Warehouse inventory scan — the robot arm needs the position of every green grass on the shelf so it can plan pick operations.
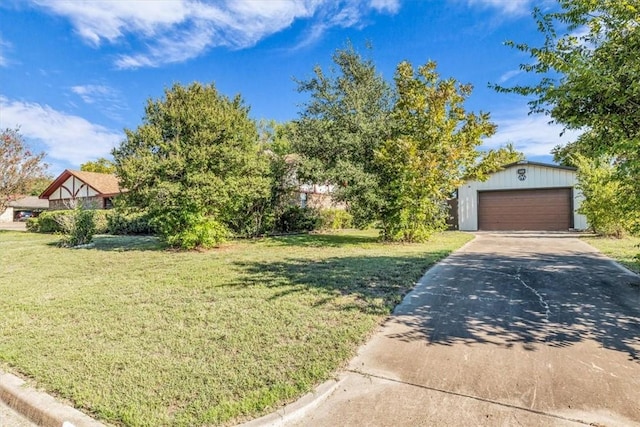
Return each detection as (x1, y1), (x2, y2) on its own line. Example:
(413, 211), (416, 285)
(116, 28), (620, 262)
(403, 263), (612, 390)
(0, 229), (472, 426)
(582, 235), (640, 273)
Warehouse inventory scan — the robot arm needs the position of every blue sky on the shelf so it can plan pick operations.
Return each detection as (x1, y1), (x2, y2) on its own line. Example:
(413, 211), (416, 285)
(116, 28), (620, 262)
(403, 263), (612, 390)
(0, 0), (580, 175)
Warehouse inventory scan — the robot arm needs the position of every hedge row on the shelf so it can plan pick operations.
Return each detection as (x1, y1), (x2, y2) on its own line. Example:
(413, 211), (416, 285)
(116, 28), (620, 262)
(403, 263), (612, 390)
(27, 209), (154, 235)
(27, 207), (353, 236)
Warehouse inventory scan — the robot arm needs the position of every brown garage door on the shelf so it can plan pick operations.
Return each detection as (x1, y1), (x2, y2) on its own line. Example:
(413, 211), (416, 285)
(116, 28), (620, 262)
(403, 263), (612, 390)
(478, 188), (572, 231)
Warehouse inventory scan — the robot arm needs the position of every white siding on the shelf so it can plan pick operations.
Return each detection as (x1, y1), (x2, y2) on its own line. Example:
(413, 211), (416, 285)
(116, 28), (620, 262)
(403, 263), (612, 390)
(0, 207), (14, 222)
(458, 163), (588, 231)
(48, 176), (99, 200)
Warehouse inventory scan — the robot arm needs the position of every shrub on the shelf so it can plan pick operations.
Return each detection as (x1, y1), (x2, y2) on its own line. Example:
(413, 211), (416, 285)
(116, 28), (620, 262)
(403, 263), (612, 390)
(32, 210), (73, 233)
(318, 209), (353, 230)
(27, 209), (109, 234)
(25, 217), (39, 232)
(107, 210), (155, 235)
(164, 216), (229, 250)
(276, 206), (320, 233)
(58, 207), (96, 247)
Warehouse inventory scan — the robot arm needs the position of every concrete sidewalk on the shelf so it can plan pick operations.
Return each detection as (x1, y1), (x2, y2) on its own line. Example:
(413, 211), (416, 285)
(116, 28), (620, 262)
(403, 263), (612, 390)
(246, 233), (640, 426)
(0, 371), (104, 427)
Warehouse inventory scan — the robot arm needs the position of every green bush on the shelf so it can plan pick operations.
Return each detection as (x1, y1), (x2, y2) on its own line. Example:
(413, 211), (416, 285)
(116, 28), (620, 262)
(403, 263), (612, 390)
(59, 208), (96, 247)
(25, 217), (40, 232)
(276, 206), (320, 233)
(107, 210), (155, 235)
(31, 210), (73, 233)
(27, 209), (109, 234)
(318, 209), (353, 230)
(164, 217), (229, 250)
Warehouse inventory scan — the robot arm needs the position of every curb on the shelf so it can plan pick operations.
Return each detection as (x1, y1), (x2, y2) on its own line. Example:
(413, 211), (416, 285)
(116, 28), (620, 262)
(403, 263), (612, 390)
(0, 371), (105, 427)
(239, 375), (345, 427)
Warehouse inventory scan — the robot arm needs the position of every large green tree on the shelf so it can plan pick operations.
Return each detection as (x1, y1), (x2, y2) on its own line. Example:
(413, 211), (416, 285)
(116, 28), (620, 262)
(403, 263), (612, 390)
(80, 157), (116, 174)
(292, 46), (500, 241)
(497, 0), (640, 231)
(291, 44), (393, 226)
(113, 83), (271, 248)
(376, 61), (496, 241)
(0, 128), (48, 213)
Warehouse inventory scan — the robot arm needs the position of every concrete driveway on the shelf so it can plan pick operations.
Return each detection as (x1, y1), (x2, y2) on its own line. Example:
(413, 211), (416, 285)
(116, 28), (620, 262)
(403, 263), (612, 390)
(273, 233), (640, 426)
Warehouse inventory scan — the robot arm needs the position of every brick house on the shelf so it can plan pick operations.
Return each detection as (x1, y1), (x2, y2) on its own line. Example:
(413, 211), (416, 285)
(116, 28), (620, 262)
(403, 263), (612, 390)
(39, 170), (122, 210)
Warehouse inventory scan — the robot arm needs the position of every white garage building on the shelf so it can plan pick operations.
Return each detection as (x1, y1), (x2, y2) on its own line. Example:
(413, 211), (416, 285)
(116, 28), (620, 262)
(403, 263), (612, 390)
(458, 160), (588, 231)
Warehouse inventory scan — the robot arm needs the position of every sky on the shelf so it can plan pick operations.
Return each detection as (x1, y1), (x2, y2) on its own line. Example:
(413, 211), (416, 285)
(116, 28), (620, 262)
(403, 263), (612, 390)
(0, 0), (582, 176)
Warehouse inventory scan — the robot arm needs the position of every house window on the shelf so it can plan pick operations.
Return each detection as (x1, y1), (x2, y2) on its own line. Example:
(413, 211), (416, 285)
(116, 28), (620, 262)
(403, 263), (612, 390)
(103, 197), (114, 209)
(300, 192), (307, 209)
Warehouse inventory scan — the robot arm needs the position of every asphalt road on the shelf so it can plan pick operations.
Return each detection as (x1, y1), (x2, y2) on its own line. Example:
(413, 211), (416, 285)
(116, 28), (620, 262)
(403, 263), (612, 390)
(284, 233), (640, 426)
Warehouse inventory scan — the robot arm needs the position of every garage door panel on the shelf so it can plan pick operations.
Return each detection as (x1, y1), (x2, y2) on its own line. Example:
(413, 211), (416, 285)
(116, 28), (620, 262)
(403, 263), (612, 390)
(478, 188), (571, 231)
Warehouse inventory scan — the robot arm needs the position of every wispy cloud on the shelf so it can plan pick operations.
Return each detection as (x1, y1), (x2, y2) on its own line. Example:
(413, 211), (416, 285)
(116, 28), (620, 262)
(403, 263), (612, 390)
(30, 0), (401, 69)
(463, 0), (534, 16)
(70, 84), (128, 121)
(0, 96), (122, 168)
(498, 69), (523, 84)
(0, 36), (11, 67)
(483, 109), (583, 157)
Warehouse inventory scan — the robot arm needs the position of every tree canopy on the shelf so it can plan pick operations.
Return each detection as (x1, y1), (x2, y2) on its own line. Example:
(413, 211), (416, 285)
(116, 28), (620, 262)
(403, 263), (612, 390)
(113, 82), (271, 248)
(80, 157), (116, 174)
(292, 45), (504, 241)
(0, 128), (48, 213)
(496, 0), (640, 232)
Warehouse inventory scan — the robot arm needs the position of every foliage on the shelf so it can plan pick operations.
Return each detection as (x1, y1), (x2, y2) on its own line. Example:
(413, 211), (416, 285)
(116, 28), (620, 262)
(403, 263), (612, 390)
(258, 120), (300, 234)
(28, 209), (109, 234)
(113, 82), (271, 248)
(24, 176), (53, 196)
(163, 215), (229, 250)
(376, 61), (496, 242)
(80, 157), (116, 174)
(292, 45), (497, 242)
(275, 205), (320, 233)
(0, 128), (48, 213)
(56, 204), (97, 247)
(318, 209), (353, 230)
(497, 0), (640, 237)
(106, 209), (155, 235)
(291, 44), (393, 228)
(464, 143), (524, 181)
(573, 154), (638, 237)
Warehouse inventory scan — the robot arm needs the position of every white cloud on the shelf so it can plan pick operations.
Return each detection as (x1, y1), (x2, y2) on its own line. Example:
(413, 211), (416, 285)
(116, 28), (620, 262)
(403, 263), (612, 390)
(463, 0), (533, 16)
(0, 96), (122, 167)
(30, 0), (400, 69)
(0, 37), (11, 67)
(498, 69), (523, 84)
(70, 84), (128, 121)
(483, 110), (583, 157)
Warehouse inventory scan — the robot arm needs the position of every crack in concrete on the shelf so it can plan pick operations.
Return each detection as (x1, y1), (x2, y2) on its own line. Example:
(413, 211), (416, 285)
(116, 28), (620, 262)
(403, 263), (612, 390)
(515, 266), (551, 321)
(347, 369), (590, 426)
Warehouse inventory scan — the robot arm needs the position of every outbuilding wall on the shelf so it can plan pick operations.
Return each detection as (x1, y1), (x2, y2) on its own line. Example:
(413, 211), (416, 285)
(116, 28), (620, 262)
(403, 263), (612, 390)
(458, 163), (588, 231)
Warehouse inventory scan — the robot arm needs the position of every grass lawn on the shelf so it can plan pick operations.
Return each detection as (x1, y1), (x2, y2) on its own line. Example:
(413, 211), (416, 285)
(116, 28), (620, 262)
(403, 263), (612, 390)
(582, 235), (640, 274)
(0, 229), (472, 426)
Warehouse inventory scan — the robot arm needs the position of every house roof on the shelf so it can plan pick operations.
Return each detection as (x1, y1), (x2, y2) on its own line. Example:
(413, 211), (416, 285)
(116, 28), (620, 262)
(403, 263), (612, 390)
(9, 196), (50, 209)
(501, 160), (577, 172)
(39, 169), (122, 199)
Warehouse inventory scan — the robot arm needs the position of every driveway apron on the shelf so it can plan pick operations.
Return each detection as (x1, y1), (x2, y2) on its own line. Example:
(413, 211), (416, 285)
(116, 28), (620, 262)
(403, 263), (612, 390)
(288, 233), (640, 426)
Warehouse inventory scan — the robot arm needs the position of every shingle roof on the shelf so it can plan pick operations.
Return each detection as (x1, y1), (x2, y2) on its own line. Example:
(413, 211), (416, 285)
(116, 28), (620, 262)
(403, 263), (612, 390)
(9, 196), (50, 209)
(40, 170), (122, 199)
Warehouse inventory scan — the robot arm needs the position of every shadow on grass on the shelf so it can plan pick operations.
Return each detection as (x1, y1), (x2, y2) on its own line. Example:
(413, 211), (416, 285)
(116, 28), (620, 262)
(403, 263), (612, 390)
(233, 246), (640, 362)
(43, 234), (166, 252)
(231, 250), (453, 315)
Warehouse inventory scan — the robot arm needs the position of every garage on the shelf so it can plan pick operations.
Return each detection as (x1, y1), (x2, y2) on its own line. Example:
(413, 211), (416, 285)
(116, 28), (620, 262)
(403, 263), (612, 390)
(478, 188), (572, 231)
(457, 161), (588, 231)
